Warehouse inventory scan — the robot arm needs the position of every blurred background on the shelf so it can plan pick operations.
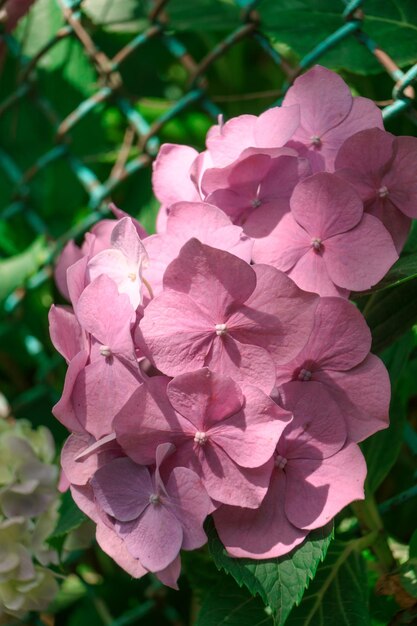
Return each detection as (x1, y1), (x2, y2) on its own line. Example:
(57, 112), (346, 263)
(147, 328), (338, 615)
(1, 1), (417, 624)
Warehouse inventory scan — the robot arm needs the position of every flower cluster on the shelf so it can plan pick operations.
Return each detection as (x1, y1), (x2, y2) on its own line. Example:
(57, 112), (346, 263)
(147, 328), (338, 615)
(50, 65), (414, 587)
(0, 418), (59, 619)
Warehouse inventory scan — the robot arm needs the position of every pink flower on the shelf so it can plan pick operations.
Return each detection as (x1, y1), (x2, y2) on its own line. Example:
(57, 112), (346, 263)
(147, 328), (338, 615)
(335, 127), (417, 252)
(114, 368), (291, 508)
(62, 436), (182, 588)
(282, 65), (383, 171)
(213, 384), (366, 559)
(53, 275), (141, 439)
(253, 172), (398, 297)
(144, 202), (253, 296)
(205, 106), (300, 168)
(87, 217), (148, 310)
(137, 239), (317, 392)
(201, 150), (309, 238)
(91, 443), (211, 573)
(275, 297), (390, 442)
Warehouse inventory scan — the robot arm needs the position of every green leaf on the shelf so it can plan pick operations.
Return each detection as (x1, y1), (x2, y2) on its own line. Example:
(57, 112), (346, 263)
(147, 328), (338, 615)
(364, 278), (417, 354)
(259, 0), (417, 75)
(0, 237), (48, 304)
(361, 332), (417, 493)
(410, 530), (417, 560)
(208, 520), (333, 624)
(196, 573), (273, 626)
(49, 490), (87, 542)
(286, 541), (370, 625)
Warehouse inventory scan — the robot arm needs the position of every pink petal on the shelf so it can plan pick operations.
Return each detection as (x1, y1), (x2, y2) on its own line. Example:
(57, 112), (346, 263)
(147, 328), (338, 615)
(67, 256), (89, 307)
(314, 354), (390, 443)
(202, 153), (271, 197)
(76, 274), (135, 353)
(325, 214), (398, 291)
(283, 66), (353, 138)
(322, 97), (383, 170)
(54, 241), (82, 301)
(335, 128), (395, 180)
(109, 203), (148, 240)
(387, 135), (417, 218)
(298, 297), (371, 370)
(230, 264), (318, 364)
(285, 443), (366, 530)
(252, 213), (311, 271)
(92, 458), (153, 522)
(110, 217), (148, 268)
(366, 197), (411, 254)
(279, 382), (347, 459)
(206, 114), (257, 167)
(61, 433), (99, 486)
(117, 502), (183, 572)
(212, 385), (291, 468)
(49, 305), (85, 363)
(205, 334), (276, 394)
(163, 239), (256, 318)
(154, 556), (181, 590)
(291, 172), (363, 238)
(254, 104), (300, 147)
(96, 522), (147, 579)
(52, 350), (88, 433)
(136, 290), (214, 376)
(73, 357), (140, 439)
(152, 143), (200, 206)
(288, 246), (350, 297)
(167, 368), (244, 429)
(166, 466), (211, 550)
(199, 442), (271, 508)
(114, 377), (189, 465)
(214, 470), (307, 558)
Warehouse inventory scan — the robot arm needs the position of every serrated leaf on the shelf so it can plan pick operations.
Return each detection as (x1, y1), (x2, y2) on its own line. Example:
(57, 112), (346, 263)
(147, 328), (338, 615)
(0, 237), (48, 304)
(49, 490), (87, 541)
(260, 0), (417, 75)
(196, 573), (273, 626)
(286, 541), (370, 626)
(208, 520), (333, 624)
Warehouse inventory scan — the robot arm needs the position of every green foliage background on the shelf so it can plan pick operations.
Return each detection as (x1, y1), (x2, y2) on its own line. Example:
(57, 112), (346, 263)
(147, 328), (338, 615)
(1, 1), (417, 624)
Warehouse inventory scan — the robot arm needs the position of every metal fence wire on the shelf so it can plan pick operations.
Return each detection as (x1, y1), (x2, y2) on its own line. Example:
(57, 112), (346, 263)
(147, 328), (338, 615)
(1, 0), (417, 301)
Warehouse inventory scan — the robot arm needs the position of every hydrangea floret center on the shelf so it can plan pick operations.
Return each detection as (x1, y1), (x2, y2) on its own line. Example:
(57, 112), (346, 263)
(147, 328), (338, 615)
(215, 323), (228, 336)
(194, 431), (208, 446)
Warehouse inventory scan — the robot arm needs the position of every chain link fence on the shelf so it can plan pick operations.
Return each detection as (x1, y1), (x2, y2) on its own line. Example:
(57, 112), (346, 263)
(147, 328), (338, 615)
(1, 0), (417, 292)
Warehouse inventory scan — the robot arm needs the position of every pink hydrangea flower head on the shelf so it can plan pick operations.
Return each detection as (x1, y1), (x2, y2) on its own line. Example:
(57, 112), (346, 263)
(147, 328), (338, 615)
(114, 368), (292, 508)
(282, 65), (383, 171)
(253, 172), (398, 297)
(275, 297), (390, 442)
(201, 150), (309, 238)
(335, 127), (417, 252)
(213, 383), (366, 558)
(206, 106), (300, 168)
(136, 239), (317, 392)
(144, 202), (253, 296)
(91, 443), (211, 572)
(87, 217), (148, 310)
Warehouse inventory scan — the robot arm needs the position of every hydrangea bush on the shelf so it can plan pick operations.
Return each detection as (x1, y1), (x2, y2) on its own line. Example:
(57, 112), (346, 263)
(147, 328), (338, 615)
(49, 66), (417, 603)
(0, 418), (59, 620)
